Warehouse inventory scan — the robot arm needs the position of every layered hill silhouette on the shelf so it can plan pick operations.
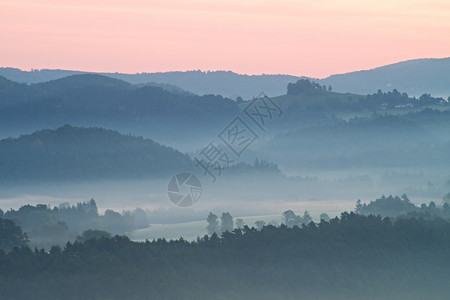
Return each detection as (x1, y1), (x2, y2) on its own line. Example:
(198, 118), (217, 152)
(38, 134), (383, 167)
(265, 115), (450, 169)
(1, 57), (449, 98)
(0, 74), (239, 144)
(0, 68), (300, 99)
(1, 72), (448, 147)
(0, 125), (193, 181)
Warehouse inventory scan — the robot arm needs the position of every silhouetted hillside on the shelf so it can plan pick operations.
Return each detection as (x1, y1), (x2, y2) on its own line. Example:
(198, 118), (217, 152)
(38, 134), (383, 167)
(267, 115), (442, 169)
(0, 68), (301, 98)
(0, 74), (239, 144)
(0, 125), (193, 181)
(34, 74), (135, 92)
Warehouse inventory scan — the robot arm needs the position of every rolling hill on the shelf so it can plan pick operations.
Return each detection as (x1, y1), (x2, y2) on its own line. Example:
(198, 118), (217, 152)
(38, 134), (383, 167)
(265, 115), (446, 169)
(0, 68), (301, 99)
(0, 125), (193, 181)
(0, 74), (239, 145)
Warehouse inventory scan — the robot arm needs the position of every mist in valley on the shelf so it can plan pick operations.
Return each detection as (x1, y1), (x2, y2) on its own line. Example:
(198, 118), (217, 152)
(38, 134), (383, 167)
(1, 2), (450, 296)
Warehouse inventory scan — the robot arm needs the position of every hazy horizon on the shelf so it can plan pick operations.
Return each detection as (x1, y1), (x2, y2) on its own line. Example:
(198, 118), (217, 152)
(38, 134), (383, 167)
(1, 1), (450, 298)
(2, 0), (449, 78)
(1, 56), (449, 79)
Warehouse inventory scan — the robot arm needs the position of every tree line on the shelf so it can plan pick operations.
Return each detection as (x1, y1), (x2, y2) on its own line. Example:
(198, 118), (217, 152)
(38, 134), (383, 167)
(286, 79), (448, 110)
(0, 199), (148, 249)
(2, 211), (450, 299)
(355, 193), (450, 219)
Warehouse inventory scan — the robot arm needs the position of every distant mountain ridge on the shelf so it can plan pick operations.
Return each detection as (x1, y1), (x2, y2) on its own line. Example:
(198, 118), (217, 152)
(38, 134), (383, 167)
(1, 57), (449, 98)
(0, 68), (301, 99)
(320, 58), (450, 98)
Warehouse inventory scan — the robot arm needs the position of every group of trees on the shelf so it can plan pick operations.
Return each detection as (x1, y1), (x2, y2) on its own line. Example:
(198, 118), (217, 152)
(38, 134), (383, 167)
(282, 209), (314, 227)
(418, 93), (448, 106)
(206, 212), (272, 234)
(206, 194), (450, 241)
(287, 79), (331, 96)
(227, 159), (281, 175)
(206, 212), (235, 235)
(285, 79), (448, 112)
(3, 212), (450, 299)
(0, 217), (28, 252)
(365, 89), (447, 109)
(365, 89), (410, 108)
(206, 210), (332, 235)
(1, 200), (149, 249)
(355, 194), (450, 219)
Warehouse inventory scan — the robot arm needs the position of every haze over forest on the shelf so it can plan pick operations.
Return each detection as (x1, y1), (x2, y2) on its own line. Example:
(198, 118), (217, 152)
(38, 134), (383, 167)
(1, 58), (450, 226)
(1, 0), (450, 298)
(2, 57), (450, 299)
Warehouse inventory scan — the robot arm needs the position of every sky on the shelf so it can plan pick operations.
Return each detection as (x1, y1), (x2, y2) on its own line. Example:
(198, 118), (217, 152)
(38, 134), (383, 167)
(0, 0), (449, 78)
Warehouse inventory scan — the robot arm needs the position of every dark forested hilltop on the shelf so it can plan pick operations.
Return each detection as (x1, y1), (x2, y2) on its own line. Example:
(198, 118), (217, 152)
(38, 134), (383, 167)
(0, 125), (193, 181)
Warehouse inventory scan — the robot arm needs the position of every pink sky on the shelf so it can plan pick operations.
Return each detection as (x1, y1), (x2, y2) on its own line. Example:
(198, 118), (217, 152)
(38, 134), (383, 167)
(1, 0), (449, 78)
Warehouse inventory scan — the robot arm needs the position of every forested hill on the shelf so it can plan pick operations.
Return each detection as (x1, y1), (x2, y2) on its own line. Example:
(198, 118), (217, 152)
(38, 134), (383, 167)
(0, 74), (238, 113)
(0, 74), (239, 142)
(0, 125), (193, 181)
(267, 115), (439, 168)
